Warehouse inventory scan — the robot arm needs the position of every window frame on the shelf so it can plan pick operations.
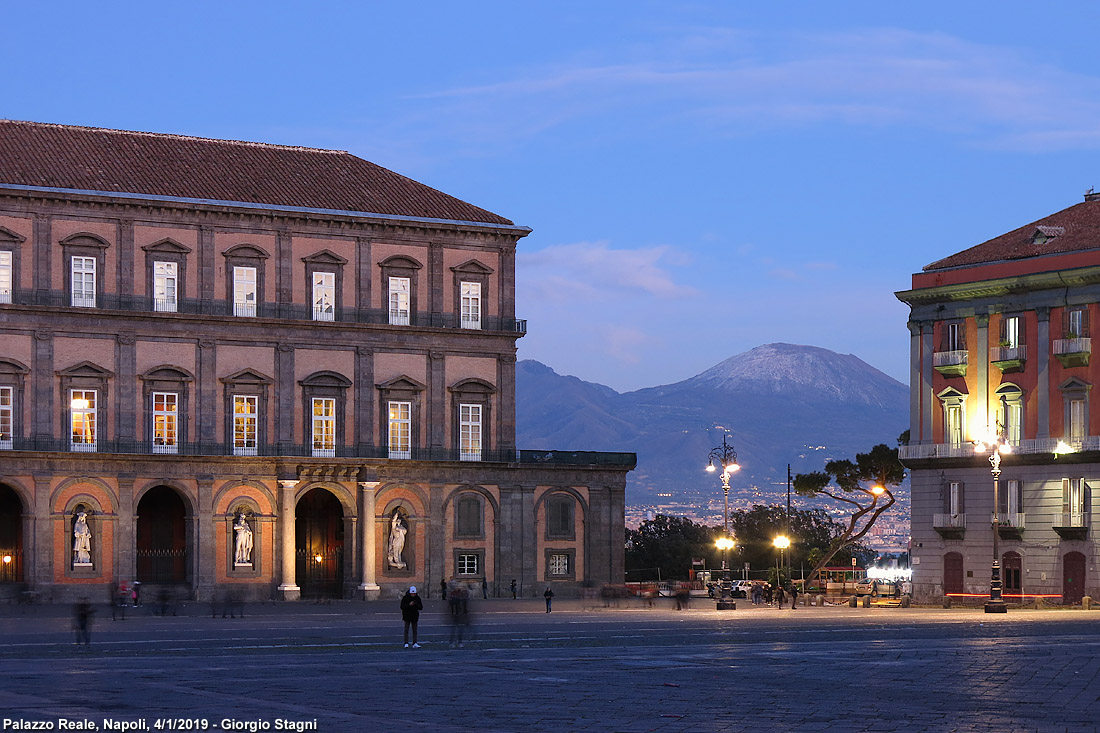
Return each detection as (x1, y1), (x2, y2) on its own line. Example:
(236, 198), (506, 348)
(140, 366), (193, 454)
(379, 255), (422, 326)
(0, 358), (28, 450)
(233, 394), (260, 456)
(59, 362), (112, 454)
(451, 259), (492, 330)
(300, 371), (350, 458)
(0, 250), (12, 304)
(303, 250), (347, 322)
(61, 233), (109, 309)
(221, 369), (272, 456)
(0, 226), (25, 305)
(142, 238), (190, 314)
(69, 388), (98, 452)
(460, 281), (482, 330)
(311, 396), (337, 457)
(151, 391), (180, 454)
(454, 494), (484, 539)
(545, 549), (576, 581)
(454, 549), (484, 577)
(223, 244), (269, 317)
(545, 493), (576, 541)
(377, 375), (426, 460)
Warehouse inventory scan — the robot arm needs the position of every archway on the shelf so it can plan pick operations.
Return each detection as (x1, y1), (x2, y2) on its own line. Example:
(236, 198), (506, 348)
(296, 488), (344, 599)
(943, 552), (964, 595)
(136, 486), (189, 584)
(0, 484), (24, 584)
(1063, 551), (1086, 605)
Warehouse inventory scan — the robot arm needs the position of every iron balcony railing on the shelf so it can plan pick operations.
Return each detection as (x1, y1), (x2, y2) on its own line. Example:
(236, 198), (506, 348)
(999, 512), (1026, 529)
(0, 437), (637, 467)
(933, 349), (968, 367)
(989, 345), (1026, 362)
(900, 436), (1100, 460)
(933, 513), (966, 529)
(1055, 512), (1090, 529)
(1054, 337), (1092, 355)
(3, 289), (528, 333)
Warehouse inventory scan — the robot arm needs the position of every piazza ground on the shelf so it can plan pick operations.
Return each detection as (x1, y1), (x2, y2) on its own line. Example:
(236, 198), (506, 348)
(1, 598), (1098, 732)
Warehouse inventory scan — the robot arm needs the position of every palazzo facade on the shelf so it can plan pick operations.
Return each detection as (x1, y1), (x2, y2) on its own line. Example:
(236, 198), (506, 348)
(0, 120), (634, 602)
(897, 193), (1100, 604)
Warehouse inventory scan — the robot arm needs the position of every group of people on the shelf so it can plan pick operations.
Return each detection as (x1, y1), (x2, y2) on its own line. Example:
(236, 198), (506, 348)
(749, 581), (800, 608)
(399, 582), (558, 648)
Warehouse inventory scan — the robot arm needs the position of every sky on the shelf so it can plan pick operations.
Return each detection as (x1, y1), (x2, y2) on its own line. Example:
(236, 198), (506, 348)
(7, 2), (1100, 391)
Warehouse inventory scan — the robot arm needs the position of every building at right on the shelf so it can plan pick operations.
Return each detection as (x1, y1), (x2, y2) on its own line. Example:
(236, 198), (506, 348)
(897, 193), (1100, 605)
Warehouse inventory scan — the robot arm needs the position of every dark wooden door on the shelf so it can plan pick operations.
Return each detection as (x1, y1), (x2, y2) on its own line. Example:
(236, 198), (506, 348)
(943, 552), (964, 595)
(1063, 551), (1086, 605)
(1002, 551), (1022, 595)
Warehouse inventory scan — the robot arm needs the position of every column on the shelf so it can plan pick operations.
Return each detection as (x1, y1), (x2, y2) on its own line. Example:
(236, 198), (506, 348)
(32, 473), (53, 589)
(1036, 306), (1051, 439)
(907, 321), (922, 445)
(358, 482), (380, 599)
(277, 480), (300, 600)
(977, 313), (990, 434)
(116, 474), (136, 583)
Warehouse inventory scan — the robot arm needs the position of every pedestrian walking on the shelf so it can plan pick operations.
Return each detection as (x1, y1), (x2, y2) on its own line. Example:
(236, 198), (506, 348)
(482, 578), (488, 599)
(73, 598), (93, 645)
(510, 579), (517, 599)
(790, 583), (799, 609)
(544, 586), (554, 613)
(401, 585), (424, 648)
(440, 578), (447, 600)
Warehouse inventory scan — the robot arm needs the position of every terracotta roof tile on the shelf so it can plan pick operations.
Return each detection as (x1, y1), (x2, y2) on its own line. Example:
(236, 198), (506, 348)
(0, 120), (515, 227)
(924, 197), (1100, 271)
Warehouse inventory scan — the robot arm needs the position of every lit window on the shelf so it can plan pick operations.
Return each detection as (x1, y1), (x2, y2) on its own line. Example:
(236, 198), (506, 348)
(460, 403), (482, 461)
(1003, 316), (1020, 349)
(1005, 479), (1021, 517)
(1069, 398), (1087, 441)
(388, 277), (410, 325)
(312, 397), (336, 457)
(549, 553), (570, 576)
(945, 404), (963, 447)
(154, 261), (178, 313)
(152, 392), (178, 454)
(1068, 477), (1086, 523)
(388, 400), (411, 459)
(460, 281), (481, 330)
(71, 257), (96, 308)
(312, 271), (335, 321)
(0, 385), (11, 449)
(0, 251), (11, 304)
(233, 266), (257, 317)
(948, 481), (962, 516)
(70, 390), (97, 451)
(1068, 308), (1085, 338)
(233, 395), (258, 456)
(946, 322), (963, 351)
(457, 553), (479, 575)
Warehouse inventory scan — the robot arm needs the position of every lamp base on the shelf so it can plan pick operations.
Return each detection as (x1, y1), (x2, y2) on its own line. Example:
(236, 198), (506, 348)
(716, 600), (737, 611)
(984, 600), (1008, 614)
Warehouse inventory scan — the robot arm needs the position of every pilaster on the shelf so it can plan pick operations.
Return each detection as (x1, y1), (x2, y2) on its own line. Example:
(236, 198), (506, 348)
(976, 313), (990, 435)
(358, 481), (380, 599)
(276, 229), (292, 304)
(116, 333), (137, 441)
(199, 226), (215, 300)
(32, 330), (53, 443)
(117, 218), (134, 298)
(497, 354), (517, 450)
(197, 339), (216, 443)
(116, 474), (136, 583)
(195, 475), (216, 600)
(276, 344), (295, 446)
(429, 241), (443, 323)
(499, 243), (516, 321)
(428, 483), (444, 597)
(429, 351), (445, 451)
(920, 322), (934, 443)
(32, 473), (53, 588)
(33, 214), (50, 293)
(1036, 306), (1051, 439)
(355, 346), (374, 451)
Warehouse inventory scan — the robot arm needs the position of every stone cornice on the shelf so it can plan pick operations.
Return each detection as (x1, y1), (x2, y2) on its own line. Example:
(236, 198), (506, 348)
(896, 265), (1100, 306)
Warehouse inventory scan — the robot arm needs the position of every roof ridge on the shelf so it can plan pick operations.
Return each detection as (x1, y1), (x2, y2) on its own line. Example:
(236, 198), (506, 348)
(0, 119), (348, 155)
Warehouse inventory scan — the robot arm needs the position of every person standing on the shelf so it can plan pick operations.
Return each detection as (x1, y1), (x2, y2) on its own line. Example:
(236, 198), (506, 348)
(482, 578), (488, 600)
(73, 598), (93, 645)
(401, 586), (424, 648)
(543, 586), (554, 613)
(790, 583), (799, 609)
(510, 579), (517, 599)
(440, 578), (447, 600)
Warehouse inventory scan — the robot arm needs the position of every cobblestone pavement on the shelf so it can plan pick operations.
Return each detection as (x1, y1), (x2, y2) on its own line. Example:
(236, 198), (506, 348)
(1, 599), (1099, 732)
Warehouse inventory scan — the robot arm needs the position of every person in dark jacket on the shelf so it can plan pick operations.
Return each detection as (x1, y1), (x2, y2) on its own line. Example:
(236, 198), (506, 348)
(401, 586), (424, 648)
(544, 586), (554, 613)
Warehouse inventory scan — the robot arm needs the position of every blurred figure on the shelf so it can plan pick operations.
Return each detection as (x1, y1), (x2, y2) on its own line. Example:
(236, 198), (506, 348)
(482, 578), (488, 600)
(544, 586), (554, 613)
(510, 579), (517, 599)
(112, 583), (128, 621)
(449, 586), (471, 647)
(73, 597), (93, 645)
(157, 588), (174, 616)
(674, 586), (691, 610)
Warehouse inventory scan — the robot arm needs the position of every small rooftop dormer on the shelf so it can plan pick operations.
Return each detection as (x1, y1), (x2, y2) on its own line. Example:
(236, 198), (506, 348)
(1031, 225), (1065, 245)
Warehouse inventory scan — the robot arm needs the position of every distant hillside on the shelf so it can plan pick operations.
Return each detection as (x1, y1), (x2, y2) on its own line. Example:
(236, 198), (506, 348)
(516, 343), (908, 503)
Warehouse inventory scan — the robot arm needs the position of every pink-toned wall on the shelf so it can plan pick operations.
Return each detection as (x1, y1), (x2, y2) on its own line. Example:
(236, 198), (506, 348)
(135, 226), (199, 298)
(51, 219), (117, 293)
(0, 215), (33, 289)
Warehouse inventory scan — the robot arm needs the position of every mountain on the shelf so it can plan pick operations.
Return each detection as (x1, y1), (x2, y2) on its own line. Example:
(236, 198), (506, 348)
(516, 343), (908, 503)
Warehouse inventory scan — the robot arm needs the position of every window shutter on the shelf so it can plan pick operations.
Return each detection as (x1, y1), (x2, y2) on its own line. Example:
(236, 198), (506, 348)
(999, 316), (1007, 343)
(997, 480), (1008, 514)
(1084, 308), (1091, 338)
(1063, 309), (1070, 337)
(1018, 316), (1025, 345)
(958, 482), (965, 514)
(940, 481), (947, 513)
(1062, 478), (1071, 515)
(1085, 480), (1092, 514)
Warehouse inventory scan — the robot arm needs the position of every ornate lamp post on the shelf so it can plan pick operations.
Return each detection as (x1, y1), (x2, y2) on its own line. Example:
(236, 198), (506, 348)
(773, 535), (790, 599)
(707, 435), (740, 610)
(975, 424), (1010, 614)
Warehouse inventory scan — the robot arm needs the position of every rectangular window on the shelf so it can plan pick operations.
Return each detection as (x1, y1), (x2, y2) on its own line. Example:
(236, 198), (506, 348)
(1069, 477), (1086, 523)
(460, 281), (481, 330)
(151, 392), (178, 454)
(945, 404), (963, 447)
(1003, 316), (1020, 348)
(948, 481), (962, 516)
(1068, 308), (1085, 338)
(70, 389), (97, 451)
(388, 400), (411, 459)
(312, 271), (335, 321)
(548, 497), (574, 537)
(312, 397), (336, 457)
(459, 403), (482, 461)
(0, 385), (12, 449)
(549, 553), (570, 576)
(233, 395), (258, 456)
(1005, 479), (1021, 516)
(1069, 398), (1087, 441)
(153, 261), (178, 312)
(71, 256), (96, 308)
(1004, 401), (1021, 446)
(388, 277), (410, 325)
(457, 553), (479, 576)
(946, 322), (963, 351)
(233, 266), (257, 317)
(0, 250), (11, 304)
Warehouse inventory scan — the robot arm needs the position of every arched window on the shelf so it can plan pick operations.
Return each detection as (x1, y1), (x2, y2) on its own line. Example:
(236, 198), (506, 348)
(455, 494), (483, 538)
(546, 494), (575, 540)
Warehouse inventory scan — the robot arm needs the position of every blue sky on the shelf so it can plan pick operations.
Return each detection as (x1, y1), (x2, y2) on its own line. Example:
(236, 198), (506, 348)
(8, 3), (1100, 391)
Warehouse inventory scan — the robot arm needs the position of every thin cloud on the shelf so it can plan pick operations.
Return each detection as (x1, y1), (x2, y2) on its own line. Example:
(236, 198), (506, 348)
(401, 27), (1100, 153)
(519, 241), (699, 300)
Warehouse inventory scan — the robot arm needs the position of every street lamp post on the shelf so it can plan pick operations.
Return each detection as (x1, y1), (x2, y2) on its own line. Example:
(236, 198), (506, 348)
(975, 425), (1010, 614)
(773, 535), (790, 602)
(707, 434), (740, 610)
